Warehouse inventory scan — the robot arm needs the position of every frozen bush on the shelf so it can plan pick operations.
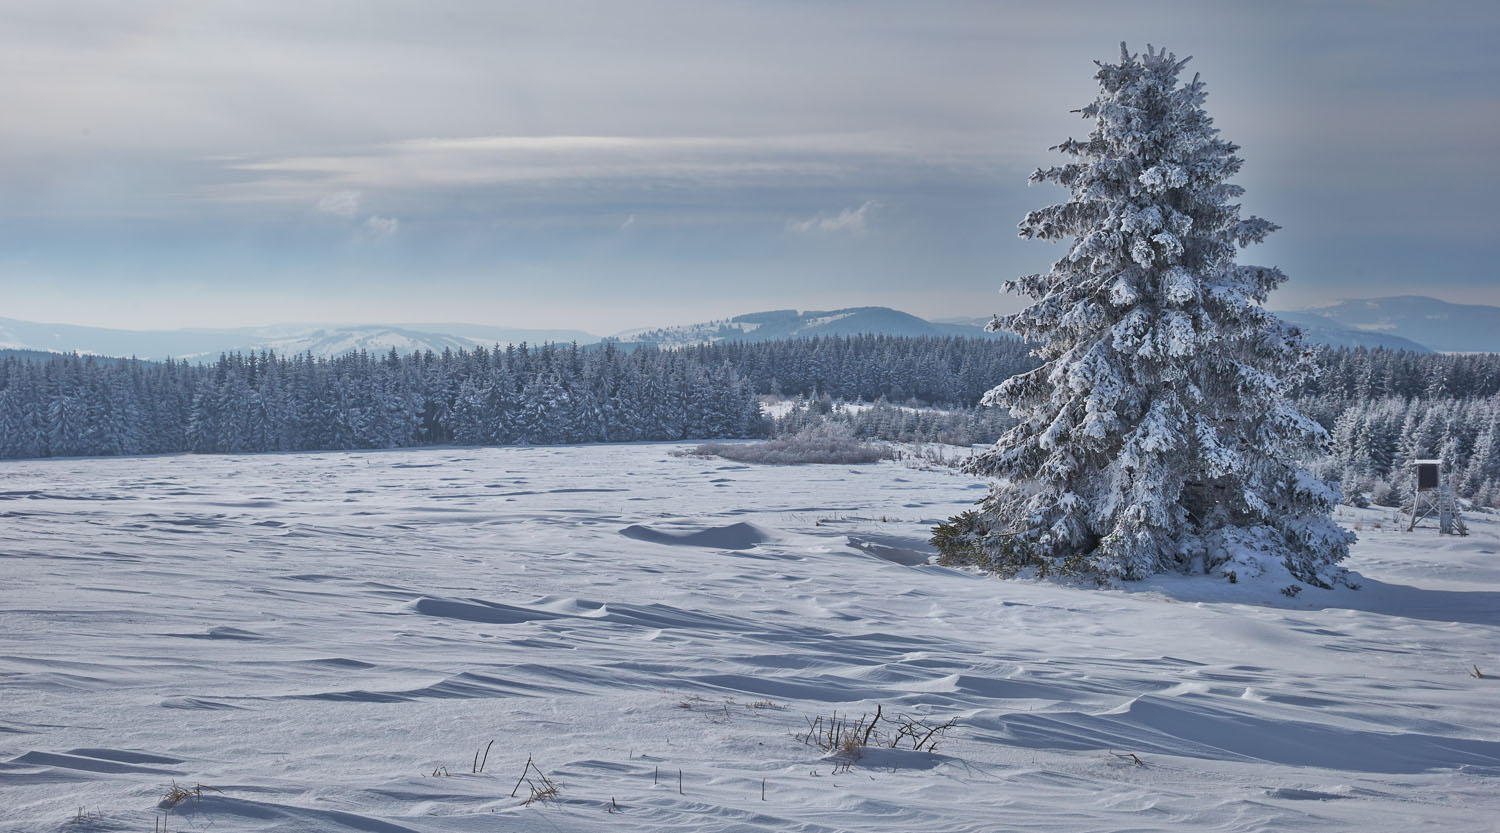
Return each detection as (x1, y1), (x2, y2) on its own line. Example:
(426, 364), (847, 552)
(690, 422), (885, 465)
(1369, 479), (1400, 508)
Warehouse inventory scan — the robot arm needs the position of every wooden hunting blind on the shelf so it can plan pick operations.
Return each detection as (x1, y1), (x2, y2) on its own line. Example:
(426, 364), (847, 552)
(1406, 459), (1466, 535)
(1415, 460), (1440, 491)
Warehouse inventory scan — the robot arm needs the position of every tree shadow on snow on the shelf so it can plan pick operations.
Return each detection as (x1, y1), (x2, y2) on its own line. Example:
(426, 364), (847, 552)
(1133, 574), (1500, 628)
(1309, 577), (1500, 628)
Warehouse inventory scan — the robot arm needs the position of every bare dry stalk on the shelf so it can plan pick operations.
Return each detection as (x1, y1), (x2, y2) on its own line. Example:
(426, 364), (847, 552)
(861, 704), (882, 747)
(510, 755), (560, 805)
(797, 705), (957, 760)
(510, 756), (533, 798)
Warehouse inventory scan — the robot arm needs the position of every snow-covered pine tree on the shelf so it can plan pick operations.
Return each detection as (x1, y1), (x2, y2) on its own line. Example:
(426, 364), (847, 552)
(933, 44), (1352, 587)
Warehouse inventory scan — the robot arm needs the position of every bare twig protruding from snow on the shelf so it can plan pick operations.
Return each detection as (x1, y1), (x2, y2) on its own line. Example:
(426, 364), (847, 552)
(474, 739), (494, 774)
(510, 755), (559, 804)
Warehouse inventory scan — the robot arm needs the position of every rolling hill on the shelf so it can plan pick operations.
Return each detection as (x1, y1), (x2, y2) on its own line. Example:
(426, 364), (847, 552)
(615, 306), (1000, 347)
(8, 296), (1495, 361)
(0, 317), (599, 362)
(1282, 296), (1500, 353)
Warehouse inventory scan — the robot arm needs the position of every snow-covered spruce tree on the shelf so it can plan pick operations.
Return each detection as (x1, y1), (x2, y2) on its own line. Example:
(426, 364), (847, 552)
(933, 44), (1353, 587)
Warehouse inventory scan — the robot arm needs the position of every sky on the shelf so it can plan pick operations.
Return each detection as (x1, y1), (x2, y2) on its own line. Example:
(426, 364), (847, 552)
(1, 1), (1496, 335)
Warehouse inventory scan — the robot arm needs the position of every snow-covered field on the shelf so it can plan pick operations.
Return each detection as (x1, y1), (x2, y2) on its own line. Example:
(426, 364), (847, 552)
(3, 445), (1499, 832)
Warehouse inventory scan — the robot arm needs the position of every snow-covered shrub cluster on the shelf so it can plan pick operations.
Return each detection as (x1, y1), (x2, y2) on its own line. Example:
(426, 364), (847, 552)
(771, 396), (1015, 447)
(690, 422), (886, 465)
(936, 44), (1352, 587)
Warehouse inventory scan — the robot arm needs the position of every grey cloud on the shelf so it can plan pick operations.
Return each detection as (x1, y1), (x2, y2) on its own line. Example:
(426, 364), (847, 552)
(0, 0), (1495, 329)
(204, 132), (1010, 214)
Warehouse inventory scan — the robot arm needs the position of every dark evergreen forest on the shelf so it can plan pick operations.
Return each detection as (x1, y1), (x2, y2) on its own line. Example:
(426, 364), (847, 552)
(2, 337), (1498, 509)
(0, 336), (1031, 459)
(1294, 349), (1500, 508)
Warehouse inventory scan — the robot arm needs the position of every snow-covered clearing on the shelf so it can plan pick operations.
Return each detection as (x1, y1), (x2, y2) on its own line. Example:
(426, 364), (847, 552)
(2, 445), (1498, 831)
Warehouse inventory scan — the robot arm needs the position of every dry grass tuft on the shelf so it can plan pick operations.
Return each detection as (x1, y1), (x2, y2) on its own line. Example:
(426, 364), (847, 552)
(523, 782), (559, 806)
(155, 782), (221, 833)
(160, 782), (220, 809)
(796, 704), (957, 763)
(160, 783), (194, 809)
(510, 755), (560, 806)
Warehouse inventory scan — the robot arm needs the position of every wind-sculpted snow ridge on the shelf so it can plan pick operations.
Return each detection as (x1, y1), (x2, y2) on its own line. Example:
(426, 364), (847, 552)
(2, 445), (1499, 831)
(620, 521), (775, 550)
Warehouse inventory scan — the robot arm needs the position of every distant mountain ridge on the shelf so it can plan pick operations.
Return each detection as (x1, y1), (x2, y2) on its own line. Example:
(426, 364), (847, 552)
(1281, 296), (1500, 353)
(0, 317), (598, 362)
(0, 307), (1006, 361)
(4, 296), (1494, 361)
(615, 306), (999, 347)
(1272, 312), (1433, 354)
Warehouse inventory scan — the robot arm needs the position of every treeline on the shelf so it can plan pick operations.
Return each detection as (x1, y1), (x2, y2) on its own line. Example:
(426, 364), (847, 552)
(0, 335), (1033, 460)
(0, 343), (759, 457)
(1295, 348), (1500, 416)
(1311, 397), (1500, 509)
(1291, 348), (1500, 509)
(692, 335), (1034, 405)
(4, 335), (1500, 511)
